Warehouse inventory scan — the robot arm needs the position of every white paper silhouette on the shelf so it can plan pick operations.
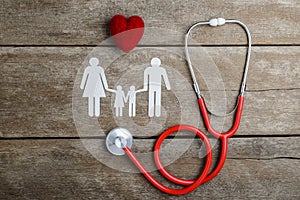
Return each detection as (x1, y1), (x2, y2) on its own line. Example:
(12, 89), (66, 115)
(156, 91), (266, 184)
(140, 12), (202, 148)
(110, 85), (127, 117)
(80, 58), (111, 117)
(126, 86), (138, 117)
(80, 57), (171, 118)
(139, 58), (171, 117)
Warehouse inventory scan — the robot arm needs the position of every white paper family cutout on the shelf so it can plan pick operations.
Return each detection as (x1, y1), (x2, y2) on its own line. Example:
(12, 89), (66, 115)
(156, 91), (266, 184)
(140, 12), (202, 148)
(80, 57), (171, 117)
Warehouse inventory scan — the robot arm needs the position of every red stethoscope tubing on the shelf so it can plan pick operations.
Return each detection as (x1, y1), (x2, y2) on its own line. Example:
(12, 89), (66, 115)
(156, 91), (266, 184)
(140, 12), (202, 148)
(122, 95), (244, 195)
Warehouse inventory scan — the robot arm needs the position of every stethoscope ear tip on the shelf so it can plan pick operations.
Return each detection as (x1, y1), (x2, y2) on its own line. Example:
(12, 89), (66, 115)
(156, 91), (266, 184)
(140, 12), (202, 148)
(106, 128), (133, 156)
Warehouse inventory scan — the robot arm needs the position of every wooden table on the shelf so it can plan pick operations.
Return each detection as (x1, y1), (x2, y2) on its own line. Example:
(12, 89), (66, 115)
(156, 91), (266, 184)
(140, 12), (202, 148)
(0, 1), (299, 199)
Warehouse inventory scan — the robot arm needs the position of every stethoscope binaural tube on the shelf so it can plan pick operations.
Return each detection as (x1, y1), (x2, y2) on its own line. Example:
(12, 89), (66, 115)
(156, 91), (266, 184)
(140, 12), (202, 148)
(106, 18), (252, 195)
(185, 18), (252, 100)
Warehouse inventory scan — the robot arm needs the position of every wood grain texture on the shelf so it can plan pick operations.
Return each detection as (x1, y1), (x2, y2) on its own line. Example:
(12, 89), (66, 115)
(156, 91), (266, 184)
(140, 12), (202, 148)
(0, 47), (299, 137)
(0, 0), (299, 45)
(0, 1), (299, 199)
(1, 46), (299, 91)
(0, 138), (299, 199)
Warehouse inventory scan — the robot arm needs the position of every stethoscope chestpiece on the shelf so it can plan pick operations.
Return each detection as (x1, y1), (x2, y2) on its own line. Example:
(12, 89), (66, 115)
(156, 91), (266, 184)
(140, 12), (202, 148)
(106, 128), (133, 155)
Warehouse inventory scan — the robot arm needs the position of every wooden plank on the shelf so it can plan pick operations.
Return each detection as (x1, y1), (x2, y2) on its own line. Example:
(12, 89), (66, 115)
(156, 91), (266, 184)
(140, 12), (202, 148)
(0, 47), (299, 91)
(0, 139), (299, 199)
(0, 0), (299, 45)
(1, 85), (299, 137)
(76, 137), (300, 161)
(0, 47), (299, 137)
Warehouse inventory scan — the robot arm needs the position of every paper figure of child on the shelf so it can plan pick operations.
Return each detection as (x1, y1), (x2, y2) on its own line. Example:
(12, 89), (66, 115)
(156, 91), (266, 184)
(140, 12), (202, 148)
(111, 85), (127, 117)
(126, 86), (138, 117)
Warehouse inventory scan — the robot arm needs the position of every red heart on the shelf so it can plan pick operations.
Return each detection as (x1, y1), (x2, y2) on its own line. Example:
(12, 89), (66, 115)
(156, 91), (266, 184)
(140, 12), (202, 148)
(110, 14), (144, 53)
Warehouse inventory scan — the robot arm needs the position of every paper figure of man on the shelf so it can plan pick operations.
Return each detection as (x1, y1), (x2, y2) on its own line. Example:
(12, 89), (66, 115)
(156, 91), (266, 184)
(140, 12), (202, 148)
(139, 57), (171, 117)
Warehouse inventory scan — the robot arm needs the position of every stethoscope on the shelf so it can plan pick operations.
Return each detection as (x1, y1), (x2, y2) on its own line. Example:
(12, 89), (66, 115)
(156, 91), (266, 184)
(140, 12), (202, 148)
(105, 18), (252, 195)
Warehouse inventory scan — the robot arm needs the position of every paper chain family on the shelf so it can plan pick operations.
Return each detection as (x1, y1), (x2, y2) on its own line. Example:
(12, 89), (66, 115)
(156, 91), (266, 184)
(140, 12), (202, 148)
(80, 57), (171, 117)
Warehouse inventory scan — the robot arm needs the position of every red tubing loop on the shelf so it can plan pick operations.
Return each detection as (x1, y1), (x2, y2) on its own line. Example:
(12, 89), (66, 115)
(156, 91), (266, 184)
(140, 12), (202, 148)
(121, 96), (244, 195)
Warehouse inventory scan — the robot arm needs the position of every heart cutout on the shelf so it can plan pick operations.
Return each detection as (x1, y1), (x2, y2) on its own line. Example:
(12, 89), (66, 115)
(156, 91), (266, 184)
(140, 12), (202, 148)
(110, 14), (144, 53)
